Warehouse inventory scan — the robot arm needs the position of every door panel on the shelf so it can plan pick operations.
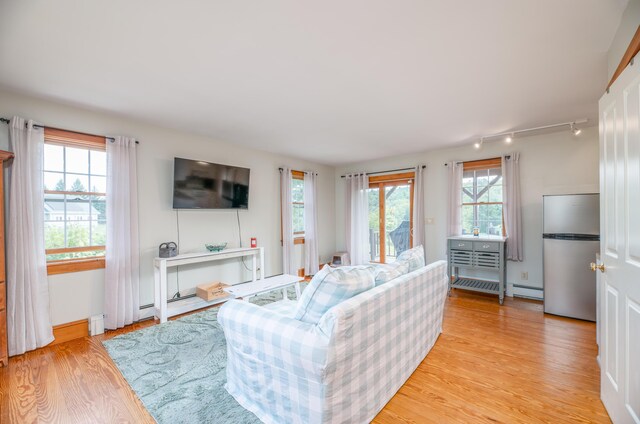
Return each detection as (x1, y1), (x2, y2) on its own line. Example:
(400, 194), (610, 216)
(599, 55), (640, 424)
(626, 82), (640, 266)
(627, 299), (640, 421)
(603, 103), (618, 258)
(605, 282), (619, 389)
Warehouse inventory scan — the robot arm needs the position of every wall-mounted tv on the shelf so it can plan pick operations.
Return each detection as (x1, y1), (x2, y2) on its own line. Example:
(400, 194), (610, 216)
(172, 157), (250, 209)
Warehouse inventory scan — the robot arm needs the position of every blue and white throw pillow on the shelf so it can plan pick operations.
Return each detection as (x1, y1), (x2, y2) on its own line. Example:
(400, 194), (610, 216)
(373, 261), (410, 286)
(294, 265), (376, 325)
(396, 245), (425, 272)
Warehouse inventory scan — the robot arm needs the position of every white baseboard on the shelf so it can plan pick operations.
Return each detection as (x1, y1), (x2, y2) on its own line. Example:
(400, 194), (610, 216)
(508, 283), (544, 300)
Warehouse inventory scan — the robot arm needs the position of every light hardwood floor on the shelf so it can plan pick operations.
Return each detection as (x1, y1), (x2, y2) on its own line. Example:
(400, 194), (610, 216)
(0, 291), (610, 423)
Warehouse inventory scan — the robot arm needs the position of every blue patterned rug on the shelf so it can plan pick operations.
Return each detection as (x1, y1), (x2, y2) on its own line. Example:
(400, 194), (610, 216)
(103, 290), (293, 424)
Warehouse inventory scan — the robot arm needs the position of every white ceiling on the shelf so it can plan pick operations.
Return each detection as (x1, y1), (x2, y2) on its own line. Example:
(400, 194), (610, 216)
(0, 1), (627, 165)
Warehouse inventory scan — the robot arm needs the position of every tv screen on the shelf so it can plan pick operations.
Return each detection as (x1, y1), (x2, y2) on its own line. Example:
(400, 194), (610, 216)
(172, 158), (250, 209)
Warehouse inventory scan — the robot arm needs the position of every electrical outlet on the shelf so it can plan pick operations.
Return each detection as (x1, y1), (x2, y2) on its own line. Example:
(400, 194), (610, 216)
(521, 272), (528, 280)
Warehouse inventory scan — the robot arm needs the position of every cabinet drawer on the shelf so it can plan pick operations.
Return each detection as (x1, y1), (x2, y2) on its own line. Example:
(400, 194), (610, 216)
(0, 282), (4, 311)
(473, 241), (500, 252)
(474, 252), (501, 269)
(450, 240), (473, 251)
(450, 250), (473, 266)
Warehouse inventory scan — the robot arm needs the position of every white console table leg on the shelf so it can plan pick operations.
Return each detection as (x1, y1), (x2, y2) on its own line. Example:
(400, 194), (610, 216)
(159, 261), (168, 323)
(153, 265), (160, 320)
(259, 247), (265, 280)
(252, 254), (257, 282)
(295, 282), (302, 299)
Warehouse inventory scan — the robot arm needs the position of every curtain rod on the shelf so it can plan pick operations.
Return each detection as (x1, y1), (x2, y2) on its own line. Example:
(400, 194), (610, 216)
(278, 168), (317, 174)
(340, 165), (425, 178)
(444, 156), (509, 166)
(0, 117), (139, 144)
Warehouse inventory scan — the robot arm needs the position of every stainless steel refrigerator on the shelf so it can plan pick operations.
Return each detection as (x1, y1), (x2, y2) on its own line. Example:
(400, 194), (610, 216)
(543, 194), (600, 321)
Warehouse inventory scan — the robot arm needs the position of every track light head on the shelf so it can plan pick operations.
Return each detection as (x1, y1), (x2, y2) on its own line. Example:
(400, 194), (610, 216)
(570, 123), (581, 136)
(505, 133), (513, 143)
(474, 138), (483, 149)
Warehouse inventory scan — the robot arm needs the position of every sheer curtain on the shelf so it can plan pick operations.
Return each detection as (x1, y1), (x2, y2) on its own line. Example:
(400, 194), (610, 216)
(412, 165), (426, 256)
(447, 161), (464, 236)
(7, 116), (54, 355)
(104, 136), (140, 330)
(280, 168), (296, 275)
(344, 173), (369, 265)
(304, 171), (319, 275)
(502, 153), (523, 261)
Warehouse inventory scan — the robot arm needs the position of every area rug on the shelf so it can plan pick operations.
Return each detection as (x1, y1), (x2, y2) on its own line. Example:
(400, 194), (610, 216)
(103, 289), (299, 424)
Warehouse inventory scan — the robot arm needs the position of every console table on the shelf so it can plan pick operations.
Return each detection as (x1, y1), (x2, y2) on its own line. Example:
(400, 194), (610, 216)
(154, 247), (264, 323)
(447, 235), (507, 304)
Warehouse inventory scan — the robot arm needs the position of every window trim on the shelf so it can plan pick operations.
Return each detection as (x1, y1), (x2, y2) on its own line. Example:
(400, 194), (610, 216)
(461, 158), (505, 237)
(368, 172), (414, 264)
(44, 127), (107, 275)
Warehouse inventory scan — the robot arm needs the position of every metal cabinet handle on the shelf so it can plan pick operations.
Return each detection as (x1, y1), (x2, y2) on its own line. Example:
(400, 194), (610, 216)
(458, 243), (465, 247)
(590, 262), (605, 272)
(482, 244), (490, 248)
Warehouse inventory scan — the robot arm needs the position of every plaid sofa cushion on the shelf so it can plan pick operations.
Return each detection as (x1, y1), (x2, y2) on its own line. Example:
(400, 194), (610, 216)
(373, 261), (410, 286)
(396, 245), (425, 272)
(294, 265), (375, 325)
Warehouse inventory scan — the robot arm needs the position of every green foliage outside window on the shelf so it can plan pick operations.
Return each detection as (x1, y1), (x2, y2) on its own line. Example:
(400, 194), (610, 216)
(292, 178), (304, 234)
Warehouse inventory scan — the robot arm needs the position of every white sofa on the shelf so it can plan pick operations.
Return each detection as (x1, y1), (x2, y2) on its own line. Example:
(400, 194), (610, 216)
(218, 260), (448, 424)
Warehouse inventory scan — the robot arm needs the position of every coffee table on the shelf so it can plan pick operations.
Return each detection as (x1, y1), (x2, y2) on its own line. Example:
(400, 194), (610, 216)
(224, 274), (304, 301)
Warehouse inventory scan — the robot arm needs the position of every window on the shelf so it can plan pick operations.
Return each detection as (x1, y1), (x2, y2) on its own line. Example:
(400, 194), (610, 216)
(292, 171), (305, 237)
(280, 170), (305, 245)
(43, 128), (107, 274)
(461, 158), (504, 236)
(367, 172), (414, 263)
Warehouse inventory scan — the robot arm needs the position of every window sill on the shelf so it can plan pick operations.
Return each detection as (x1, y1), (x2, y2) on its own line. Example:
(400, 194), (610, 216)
(47, 257), (105, 275)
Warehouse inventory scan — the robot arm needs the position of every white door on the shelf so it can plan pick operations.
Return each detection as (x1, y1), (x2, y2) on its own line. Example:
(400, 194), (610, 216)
(598, 55), (640, 424)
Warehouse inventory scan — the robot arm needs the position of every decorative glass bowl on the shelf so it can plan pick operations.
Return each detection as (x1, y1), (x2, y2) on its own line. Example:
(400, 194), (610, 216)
(205, 242), (227, 252)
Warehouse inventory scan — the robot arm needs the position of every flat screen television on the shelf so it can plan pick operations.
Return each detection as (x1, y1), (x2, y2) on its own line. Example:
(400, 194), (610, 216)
(172, 157), (250, 209)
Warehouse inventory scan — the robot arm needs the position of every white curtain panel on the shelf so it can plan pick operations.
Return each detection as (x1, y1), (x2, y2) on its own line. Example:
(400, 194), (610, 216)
(6, 117), (54, 356)
(412, 165), (426, 255)
(104, 136), (140, 330)
(502, 153), (523, 261)
(280, 168), (296, 275)
(344, 173), (370, 265)
(304, 172), (319, 275)
(446, 161), (464, 236)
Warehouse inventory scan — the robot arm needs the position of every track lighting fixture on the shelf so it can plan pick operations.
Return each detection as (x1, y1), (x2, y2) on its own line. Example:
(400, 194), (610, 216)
(473, 119), (587, 149)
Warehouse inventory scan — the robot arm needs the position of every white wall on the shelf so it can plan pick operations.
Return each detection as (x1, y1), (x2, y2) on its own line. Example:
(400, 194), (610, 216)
(334, 127), (600, 298)
(0, 89), (336, 325)
(608, 0), (640, 80)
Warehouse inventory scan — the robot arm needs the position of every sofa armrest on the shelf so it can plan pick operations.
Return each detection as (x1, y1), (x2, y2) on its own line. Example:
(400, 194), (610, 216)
(218, 300), (331, 381)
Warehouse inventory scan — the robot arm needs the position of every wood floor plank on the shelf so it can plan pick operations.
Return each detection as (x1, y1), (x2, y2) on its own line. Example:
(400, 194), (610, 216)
(0, 291), (610, 423)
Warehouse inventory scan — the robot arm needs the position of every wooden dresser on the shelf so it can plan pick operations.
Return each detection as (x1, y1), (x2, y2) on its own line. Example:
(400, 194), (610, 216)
(0, 150), (13, 367)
